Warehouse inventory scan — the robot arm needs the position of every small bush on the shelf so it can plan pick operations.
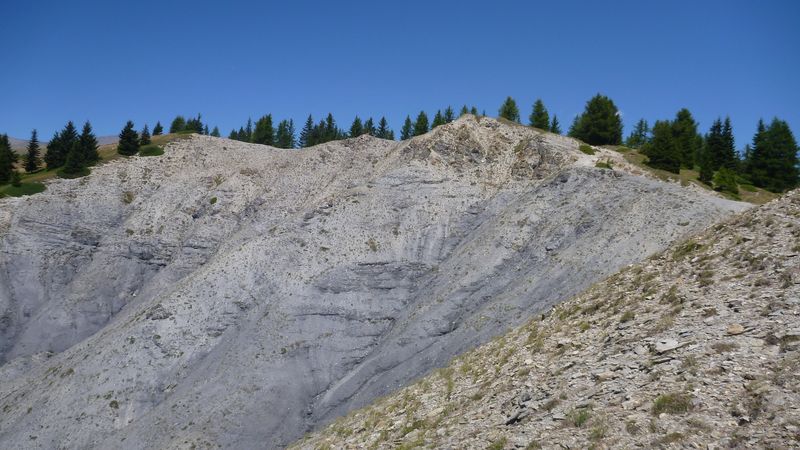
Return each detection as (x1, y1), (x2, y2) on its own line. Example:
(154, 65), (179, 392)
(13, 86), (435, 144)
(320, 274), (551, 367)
(567, 408), (591, 427)
(713, 167), (739, 197)
(652, 393), (692, 415)
(139, 144), (164, 157)
(122, 191), (135, 204)
(595, 160), (613, 169)
(620, 311), (635, 323)
(209, 197), (218, 205)
(57, 167), (90, 179)
(579, 144), (595, 155)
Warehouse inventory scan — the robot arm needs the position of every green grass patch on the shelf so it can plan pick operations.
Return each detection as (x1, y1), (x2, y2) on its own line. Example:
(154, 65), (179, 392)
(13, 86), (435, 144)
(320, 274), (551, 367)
(595, 160), (613, 169)
(0, 181), (46, 197)
(139, 144), (164, 156)
(579, 144), (595, 155)
(652, 393), (692, 415)
(56, 167), (91, 179)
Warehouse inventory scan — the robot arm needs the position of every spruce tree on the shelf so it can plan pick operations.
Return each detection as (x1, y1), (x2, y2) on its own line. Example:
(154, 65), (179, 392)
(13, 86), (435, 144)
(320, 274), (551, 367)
(45, 121), (78, 169)
(671, 109), (701, 168)
(117, 121), (140, 156)
(275, 119), (295, 149)
(529, 99), (550, 129)
(720, 117), (738, 170)
(498, 96), (520, 122)
(324, 113), (339, 142)
(10, 170), (21, 187)
(643, 120), (681, 173)
(625, 119), (650, 149)
(460, 105), (469, 116)
(0, 134), (13, 184)
(203, 124), (209, 135)
(79, 121), (99, 164)
(169, 116), (186, 133)
(413, 111), (429, 136)
(349, 116), (364, 137)
(748, 118), (799, 192)
(364, 117), (375, 136)
(252, 114), (275, 145)
(245, 118), (253, 142)
(228, 129), (239, 140)
(153, 121), (163, 135)
(210, 126), (220, 137)
(431, 110), (445, 129)
(139, 124), (151, 146)
(444, 106), (455, 123)
(400, 116), (413, 140)
(470, 106), (479, 116)
(550, 115), (562, 134)
(299, 115), (314, 147)
(570, 94), (623, 145)
(25, 129), (41, 173)
(61, 141), (87, 177)
(376, 117), (392, 139)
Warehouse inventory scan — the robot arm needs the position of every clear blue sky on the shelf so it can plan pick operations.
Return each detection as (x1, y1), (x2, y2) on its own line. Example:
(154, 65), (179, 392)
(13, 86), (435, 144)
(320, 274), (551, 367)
(2, 0), (798, 149)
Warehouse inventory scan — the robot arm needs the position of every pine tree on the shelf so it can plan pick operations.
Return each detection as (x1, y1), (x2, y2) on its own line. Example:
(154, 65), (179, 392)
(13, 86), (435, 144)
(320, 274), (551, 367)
(210, 126), (220, 137)
(470, 106), (479, 116)
(245, 118), (253, 142)
(79, 121), (99, 164)
(549, 115), (562, 134)
(720, 117), (737, 170)
(671, 109), (701, 168)
(529, 99), (550, 129)
(698, 120), (723, 184)
(413, 111), (429, 136)
(324, 113), (340, 142)
(153, 121), (163, 135)
(184, 114), (203, 133)
(61, 141), (87, 177)
(275, 119), (295, 149)
(444, 106), (455, 123)
(498, 97), (520, 122)
(400, 116), (413, 140)
(139, 124), (151, 146)
(228, 129), (239, 140)
(460, 105), (469, 116)
(45, 121), (78, 169)
(169, 116), (186, 133)
(570, 94), (623, 145)
(252, 115), (275, 145)
(0, 134), (13, 184)
(299, 115), (314, 147)
(203, 124), (209, 135)
(643, 120), (681, 173)
(24, 129), (41, 173)
(117, 121), (140, 156)
(364, 117), (376, 136)
(748, 118), (799, 192)
(10, 170), (21, 187)
(625, 119), (650, 149)
(376, 117), (392, 139)
(431, 110), (445, 129)
(349, 116), (364, 137)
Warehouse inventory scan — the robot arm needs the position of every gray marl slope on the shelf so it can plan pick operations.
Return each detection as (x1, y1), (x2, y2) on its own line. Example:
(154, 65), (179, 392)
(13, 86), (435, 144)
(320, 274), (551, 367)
(0, 116), (747, 449)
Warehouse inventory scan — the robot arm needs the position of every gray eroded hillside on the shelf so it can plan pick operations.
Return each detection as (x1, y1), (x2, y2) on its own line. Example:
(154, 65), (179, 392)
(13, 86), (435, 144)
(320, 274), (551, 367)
(0, 116), (746, 449)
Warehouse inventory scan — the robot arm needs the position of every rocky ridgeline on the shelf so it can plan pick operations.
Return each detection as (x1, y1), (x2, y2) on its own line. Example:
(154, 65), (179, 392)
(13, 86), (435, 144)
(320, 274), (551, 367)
(0, 116), (747, 449)
(294, 190), (800, 449)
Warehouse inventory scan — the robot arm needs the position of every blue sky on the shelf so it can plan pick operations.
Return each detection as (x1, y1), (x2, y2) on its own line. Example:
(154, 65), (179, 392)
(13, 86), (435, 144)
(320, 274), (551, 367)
(1, 0), (798, 148)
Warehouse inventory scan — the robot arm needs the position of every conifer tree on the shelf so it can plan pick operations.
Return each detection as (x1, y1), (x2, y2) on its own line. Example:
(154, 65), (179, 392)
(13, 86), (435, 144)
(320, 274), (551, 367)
(400, 116), (413, 140)
(169, 116), (186, 133)
(529, 99), (550, 129)
(117, 121), (140, 156)
(643, 120), (681, 173)
(444, 106), (455, 123)
(376, 117), (392, 139)
(45, 121), (78, 169)
(698, 120), (723, 184)
(210, 126), (220, 137)
(275, 119), (295, 148)
(460, 105), (469, 116)
(139, 124), (151, 146)
(413, 111), (429, 136)
(720, 117), (737, 170)
(324, 113), (340, 142)
(470, 106), (479, 116)
(569, 94), (623, 145)
(364, 117), (376, 136)
(61, 141), (87, 177)
(498, 97), (520, 122)
(671, 109), (701, 168)
(245, 118), (253, 142)
(625, 119), (650, 149)
(748, 118), (799, 192)
(550, 115), (562, 134)
(299, 115), (314, 147)
(203, 124), (209, 135)
(228, 129), (239, 140)
(0, 134), (13, 184)
(79, 121), (99, 164)
(251, 115), (275, 145)
(431, 110), (445, 129)
(25, 129), (41, 173)
(10, 170), (21, 187)
(349, 116), (364, 137)
(153, 121), (163, 135)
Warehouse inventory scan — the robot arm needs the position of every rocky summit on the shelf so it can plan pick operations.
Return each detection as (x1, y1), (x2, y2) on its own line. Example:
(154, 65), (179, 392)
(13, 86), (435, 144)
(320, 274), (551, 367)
(0, 116), (747, 449)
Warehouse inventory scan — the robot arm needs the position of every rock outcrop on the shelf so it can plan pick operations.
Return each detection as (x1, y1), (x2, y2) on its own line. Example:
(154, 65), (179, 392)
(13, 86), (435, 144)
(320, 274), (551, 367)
(295, 190), (800, 449)
(0, 116), (746, 449)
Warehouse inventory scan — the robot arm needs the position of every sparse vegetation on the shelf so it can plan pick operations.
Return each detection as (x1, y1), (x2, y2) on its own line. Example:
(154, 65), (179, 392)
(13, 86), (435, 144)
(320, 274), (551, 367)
(579, 144), (595, 155)
(652, 393), (692, 415)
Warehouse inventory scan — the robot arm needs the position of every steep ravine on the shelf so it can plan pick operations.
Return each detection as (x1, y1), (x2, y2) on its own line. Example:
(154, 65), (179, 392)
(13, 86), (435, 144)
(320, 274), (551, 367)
(0, 116), (747, 449)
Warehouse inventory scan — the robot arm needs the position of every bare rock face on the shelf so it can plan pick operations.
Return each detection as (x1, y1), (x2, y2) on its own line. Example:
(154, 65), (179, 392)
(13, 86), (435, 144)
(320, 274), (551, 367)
(0, 116), (747, 449)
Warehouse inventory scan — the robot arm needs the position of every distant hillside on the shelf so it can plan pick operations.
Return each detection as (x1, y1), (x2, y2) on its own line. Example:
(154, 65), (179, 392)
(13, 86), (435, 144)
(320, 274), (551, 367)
(7, 135), (118, 152)
(295, 189), (800, 449)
